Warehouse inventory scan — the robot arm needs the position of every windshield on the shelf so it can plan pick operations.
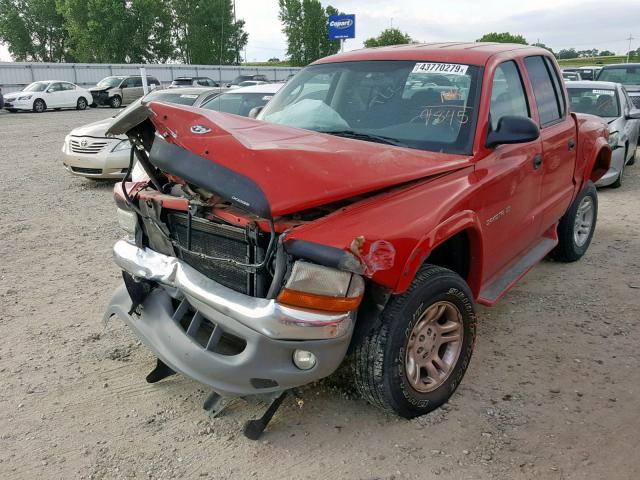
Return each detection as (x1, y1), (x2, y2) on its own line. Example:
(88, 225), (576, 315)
(172, 79), (193, 85)
(97, 77), (124, 88)
(230, 75), (253, 85)
(144, 91), (201, 106)
(259, 60), (482, 155)
(23, 82), (49, 92)
(597, 66), (640, 86)
(202, 92), (275, 116)
(567, 87), (620, 118)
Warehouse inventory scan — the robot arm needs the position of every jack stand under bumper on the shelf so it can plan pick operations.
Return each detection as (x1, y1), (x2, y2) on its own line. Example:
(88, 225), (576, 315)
(203, 391), (232, 418)
(145, 359), (176, 384)
(243, 391), (288, 440)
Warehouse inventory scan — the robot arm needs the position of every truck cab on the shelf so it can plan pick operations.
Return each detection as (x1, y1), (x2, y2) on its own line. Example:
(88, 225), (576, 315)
(104, 43), (610, 432)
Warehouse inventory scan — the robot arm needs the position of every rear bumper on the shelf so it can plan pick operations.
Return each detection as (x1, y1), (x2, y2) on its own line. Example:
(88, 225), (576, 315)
(104, 241), (355, 396)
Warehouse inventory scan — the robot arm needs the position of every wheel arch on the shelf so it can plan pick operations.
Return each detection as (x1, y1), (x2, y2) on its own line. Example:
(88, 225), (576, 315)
(588, 145), (611, 184)
(394, 210), (484, 299)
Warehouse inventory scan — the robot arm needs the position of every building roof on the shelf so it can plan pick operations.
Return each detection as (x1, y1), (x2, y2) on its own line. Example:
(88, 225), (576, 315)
(314, 42), (549, 66)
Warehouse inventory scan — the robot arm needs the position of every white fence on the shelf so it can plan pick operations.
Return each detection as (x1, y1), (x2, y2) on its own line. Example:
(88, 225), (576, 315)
(0, 62), (302, 93)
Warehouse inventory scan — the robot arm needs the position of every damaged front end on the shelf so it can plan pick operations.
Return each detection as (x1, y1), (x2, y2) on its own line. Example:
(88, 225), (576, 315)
(103, 101), (369, 406)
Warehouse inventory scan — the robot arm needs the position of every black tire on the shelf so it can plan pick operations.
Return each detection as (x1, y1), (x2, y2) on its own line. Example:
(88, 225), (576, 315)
(33, 98), (46, 113)
(90, 103), (97, 108)
(552, 182), (597, 262)
(611, 147), (626, 189)
(351, 265), (476, 419)
(627, 146), (636, 166)
(8, 109), (17, 113)
(76, 97), (88, 110)
(109, 95), (122, 108)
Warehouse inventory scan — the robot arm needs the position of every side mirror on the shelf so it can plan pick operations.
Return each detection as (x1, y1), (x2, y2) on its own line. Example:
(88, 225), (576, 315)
(486, 115), (540, 148)
(47, 88), (54, 93)
(248, 106), (263, 119)
(626, 108), (640, 120)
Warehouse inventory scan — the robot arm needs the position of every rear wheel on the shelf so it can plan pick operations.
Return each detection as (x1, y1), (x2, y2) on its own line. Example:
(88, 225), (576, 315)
(552, 182), (597, 262)
(76, 97), (88, 110)
(611, 148), (626, 188)
(352, 265), (476, 418)
(33, 99), (46, 113)
(109, 95), (122, 108)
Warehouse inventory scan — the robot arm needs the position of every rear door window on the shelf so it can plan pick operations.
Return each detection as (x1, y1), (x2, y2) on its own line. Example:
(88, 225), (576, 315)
(524, 56), (565, 127)
(489, 61), (530, 131)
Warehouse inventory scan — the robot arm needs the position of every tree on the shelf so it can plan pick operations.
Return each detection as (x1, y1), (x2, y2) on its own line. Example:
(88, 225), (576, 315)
(171, 0), (247, 64)
(364, 28), (412, 48)
(476, 32), (527, 44)
(599, 50), (615, 56)
(58, 0), (175, 63)
(557, 48), (579, 59)
(278, 0), (340, 66)
(0, 0), (69, 62)
(531, 42), (555, 56)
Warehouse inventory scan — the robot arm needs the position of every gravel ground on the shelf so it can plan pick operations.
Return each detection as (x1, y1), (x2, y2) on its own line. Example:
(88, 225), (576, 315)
(1, 108), (639, 480)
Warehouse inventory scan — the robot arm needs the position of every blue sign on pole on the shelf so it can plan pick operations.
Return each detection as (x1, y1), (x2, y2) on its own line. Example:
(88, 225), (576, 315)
(328, 14), (356, 40)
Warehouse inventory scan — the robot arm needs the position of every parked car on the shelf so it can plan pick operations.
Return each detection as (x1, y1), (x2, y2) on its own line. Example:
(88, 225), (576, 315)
(0, 87), (3, 110)
(597, 64), (640, 108)
(577, 65), (603, 81)
(201, 83), (283, 117)
(567, 81), (640, 187)
(103, 44), (610, 438)
(170, 76), (220, 88)
(225, 74), (269, 88)
(62, 87), (222, 179)
(3, 80), (93, 113)
(89, 75), (161, 108)
(562, 71), (581, 82)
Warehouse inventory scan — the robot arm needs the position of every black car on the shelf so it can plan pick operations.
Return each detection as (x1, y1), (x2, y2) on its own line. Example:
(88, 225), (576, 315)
(225, 74), (269, 88)
(597, 64), (640, 107)
(170, 77), (220, 88)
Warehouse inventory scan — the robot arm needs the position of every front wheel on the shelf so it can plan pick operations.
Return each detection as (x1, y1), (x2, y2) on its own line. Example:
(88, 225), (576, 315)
(33, 99), (46, 113)
(351, 265), (476, 418)
(76, 97), (88, 110)
(552, 182), (597, 262)
(109, 95), (122, 108)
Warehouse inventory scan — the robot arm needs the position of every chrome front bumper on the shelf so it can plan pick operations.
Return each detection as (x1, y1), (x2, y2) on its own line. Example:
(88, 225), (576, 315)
(111, 240), (353, 340)
(104, 241), (355, 396)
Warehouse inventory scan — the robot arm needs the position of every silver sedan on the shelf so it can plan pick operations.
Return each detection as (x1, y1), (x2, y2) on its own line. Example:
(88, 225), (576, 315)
(567, 81), (640, 187)
(62, 87), (223, 179)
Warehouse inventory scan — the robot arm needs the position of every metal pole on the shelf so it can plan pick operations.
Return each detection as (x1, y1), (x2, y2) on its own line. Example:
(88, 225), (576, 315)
(341, 38), (344, 53)
(627, 35), (634, 63)
(140, 67), (149, 95)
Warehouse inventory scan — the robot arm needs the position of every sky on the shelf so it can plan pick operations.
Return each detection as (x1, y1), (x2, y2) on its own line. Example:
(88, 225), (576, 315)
(1, 0), (639, 62)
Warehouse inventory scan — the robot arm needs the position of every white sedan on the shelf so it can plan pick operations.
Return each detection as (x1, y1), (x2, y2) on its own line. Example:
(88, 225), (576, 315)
(3, 80), (93, 113)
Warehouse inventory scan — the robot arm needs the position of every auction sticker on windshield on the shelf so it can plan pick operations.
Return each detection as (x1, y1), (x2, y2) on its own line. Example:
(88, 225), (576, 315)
(412, 63), (469, 75)
(592, 90), (615, 95)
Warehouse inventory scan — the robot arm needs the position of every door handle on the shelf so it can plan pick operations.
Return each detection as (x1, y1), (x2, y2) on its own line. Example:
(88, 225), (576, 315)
(568, 138), (575, 150)
(533, 154), (543, 170)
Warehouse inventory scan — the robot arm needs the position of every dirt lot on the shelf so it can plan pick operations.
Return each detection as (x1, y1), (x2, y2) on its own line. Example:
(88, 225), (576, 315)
(0, 108), (639, 480)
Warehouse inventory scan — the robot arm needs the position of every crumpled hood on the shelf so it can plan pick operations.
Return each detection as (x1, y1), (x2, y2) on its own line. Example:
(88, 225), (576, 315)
(144, 102), (473, 217)
(71, 117), (124, 138)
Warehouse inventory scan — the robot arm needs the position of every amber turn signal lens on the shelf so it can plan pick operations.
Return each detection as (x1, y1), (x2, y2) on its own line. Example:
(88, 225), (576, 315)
(277, 288), (363, 313)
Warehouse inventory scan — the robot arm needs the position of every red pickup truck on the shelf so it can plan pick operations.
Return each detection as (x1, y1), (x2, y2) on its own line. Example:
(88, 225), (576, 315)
(104, 43), (610, 435)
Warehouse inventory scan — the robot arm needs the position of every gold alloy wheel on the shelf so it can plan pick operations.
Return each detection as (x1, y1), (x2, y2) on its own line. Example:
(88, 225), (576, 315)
(405, 301), (464, 393)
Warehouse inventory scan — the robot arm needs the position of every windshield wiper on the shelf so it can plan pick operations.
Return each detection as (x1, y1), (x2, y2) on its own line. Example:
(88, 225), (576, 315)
(322, 130), (406, 147)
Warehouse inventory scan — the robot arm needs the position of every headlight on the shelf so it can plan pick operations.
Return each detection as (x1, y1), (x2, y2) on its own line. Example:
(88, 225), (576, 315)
(17, 95), (32, 100)
(608, 131), (619, 148)
(277, 261), (365, 313)
(112, 139), (132, 152)
(116, 207), (138, 239)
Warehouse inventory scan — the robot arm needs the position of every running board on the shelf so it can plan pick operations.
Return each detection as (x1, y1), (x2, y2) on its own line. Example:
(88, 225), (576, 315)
(478, 237), (557, 306)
